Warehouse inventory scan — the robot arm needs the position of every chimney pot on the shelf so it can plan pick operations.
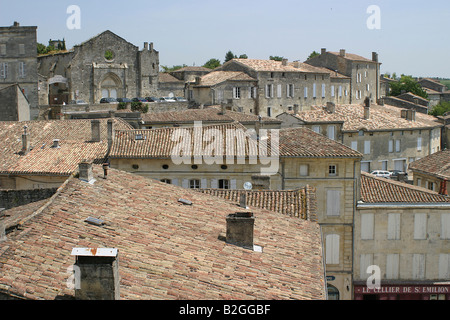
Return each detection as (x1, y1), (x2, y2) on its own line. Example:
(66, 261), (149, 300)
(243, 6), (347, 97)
(364, 97), (371, 119)
(52, 139), (60, 148)
(226, 212), (254, 249)
(91, 120), (101, 142)
(321, 48), (326, 55)
(281, 58), (288, 66)
(340, 49), (346, 57)
(21, 125), (30, 154)
(144, 42), (148, 50)
(149, 42), (154, 51)
(79, 161), (94, 182)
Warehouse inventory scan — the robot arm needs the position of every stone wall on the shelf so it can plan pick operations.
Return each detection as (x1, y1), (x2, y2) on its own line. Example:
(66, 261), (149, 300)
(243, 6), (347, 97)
(0, 188), (58, 210)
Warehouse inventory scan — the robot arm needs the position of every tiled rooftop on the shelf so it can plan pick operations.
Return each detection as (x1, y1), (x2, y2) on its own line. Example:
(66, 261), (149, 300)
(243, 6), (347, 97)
(292, 103), (442, 132)
(0, 118), (132, 176)
(328, 51), (375, 63)
(195, 71), (256, 86)
(0, 165), (326, 300)
(229, 59), (329, 74)
(109, 122), (362, 159)
(360, 172), (449, 203)
(409, 149), (450, 180)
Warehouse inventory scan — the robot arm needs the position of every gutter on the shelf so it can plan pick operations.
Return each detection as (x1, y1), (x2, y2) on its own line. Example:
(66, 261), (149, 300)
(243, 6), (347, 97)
(357, 202), (450, 209)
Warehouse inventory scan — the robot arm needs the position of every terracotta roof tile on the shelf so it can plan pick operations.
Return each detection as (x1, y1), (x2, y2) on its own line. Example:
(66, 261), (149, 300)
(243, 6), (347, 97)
(328, 51), (375, 63)
(0, 165), (326, 300)
(409, 149), (450, 179)
(360, 172), (450, 203)
(195, 71), (256, 86)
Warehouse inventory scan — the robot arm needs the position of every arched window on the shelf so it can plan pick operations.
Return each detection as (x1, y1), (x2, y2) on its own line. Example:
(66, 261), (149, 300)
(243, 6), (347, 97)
(327, 285), (340, 300)
(100, 73), (122, 99)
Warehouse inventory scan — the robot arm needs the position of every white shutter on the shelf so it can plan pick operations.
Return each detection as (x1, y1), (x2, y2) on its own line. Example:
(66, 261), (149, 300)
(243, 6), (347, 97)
(313, 83), (316, 98)
(351, 141), (358, 151)
(360, 254), (373, 280)
(182, 179), (189, 189)
(299, 164), (308, 176)
(312, 126), (320, 133)
(441, 214), (450, 239)
(395, 140), (401, 152)
(277, 84), (282, 98)
(211, 179), (218, 189)
(325, 234), (340, 264)
(389, 140), (393, 153)
(304, 86), (308, 98)
(386, 254), (400, 279)
(322, 84), (326, 97)
(439, 254), (450, 279)
(414, 213), (427, 240)
(201, 178), (207, 189)
(412, 254), (425, 279)
(339, 86), (342, 97)
(361, 213), (374, 240)
(328, 125), (336, 140)
(364, 141), (371, 154)
(326, 190), (341, 216)
(387, 213), (401, 240)
(230, 179), (237, 190)
(248, 87), (252, 99)
(172, 178), (179, 186)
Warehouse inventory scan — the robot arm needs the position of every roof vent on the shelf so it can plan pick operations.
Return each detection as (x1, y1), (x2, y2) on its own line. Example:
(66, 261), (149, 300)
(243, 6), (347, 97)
(135, 134), (146, 140)
(178, 198), (192, 205)
(85, 217), (105, 226)
(226, 212), (254, 249)
(52, 139), (61, 148)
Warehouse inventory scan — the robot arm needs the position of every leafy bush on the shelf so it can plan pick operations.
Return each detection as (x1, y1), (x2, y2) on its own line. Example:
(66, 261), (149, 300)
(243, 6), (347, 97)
(429, 101), (450, 117)
(118, 102), (127, 110)
(130, 101), (149, 113)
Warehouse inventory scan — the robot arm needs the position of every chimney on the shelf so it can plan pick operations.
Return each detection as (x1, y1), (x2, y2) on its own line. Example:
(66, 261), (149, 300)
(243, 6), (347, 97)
(91, 120), (101, 142)
(326, 102), (336, 113)
(226, 212), (254, 249)
(439, 179), (448, 196)
(293, 104), (299, 115)
(78, 161), (93, 182)
(13, 21), (19, 27)
(149, 42), (154, 51)
(364, 97), (371, 120)
(321, 48), (326, 55)
(292, 61), (300, 68)
(339, 49), (346, 57)
(239, 193), (248, 209)
(21, 125), (30, 154)
(144, 42), (148, 50)
(406, 109), (416, 121)
(52, 139), (61, 148)
(372, 52), (379, 63)
(71, 248), (120, 300)
(195, 76), (201, 85)
(281, 58), (288, 66)
(102, 163), (109, 179)
(107, 119), (114, 150)
(0, 221), (6, 242)
(219, 103), (226, 115)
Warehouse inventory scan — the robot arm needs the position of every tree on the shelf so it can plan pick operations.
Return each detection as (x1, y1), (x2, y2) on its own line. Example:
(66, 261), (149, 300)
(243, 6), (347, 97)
(203, 58), (221, 69)
(389, 75), (428, 99)
(225, 50), (236, 63)
(429, 101), (450, 117)
(37, 43), (48, 55)
(269, 56), (283, 61)
(307, 51), (320, 60)
(161, 64), (187, 73)
(238, 54), (248, 59)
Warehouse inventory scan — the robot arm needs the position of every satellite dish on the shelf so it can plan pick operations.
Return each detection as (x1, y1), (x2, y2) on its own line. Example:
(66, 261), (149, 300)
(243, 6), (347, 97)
(243, 182), (253, 190)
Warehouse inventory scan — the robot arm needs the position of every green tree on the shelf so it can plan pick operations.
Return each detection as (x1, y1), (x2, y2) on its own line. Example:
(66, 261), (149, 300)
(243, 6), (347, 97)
(37, 43), (48, 55)
(307, 51), (320, 60)
(429, 101), (450, 117)
(269, 56), (283, 61)
(238, 54), (248, 59)
(225, 50), (237, 63)
(389, 75), (428, 99)
(203, 58), (221, 69)
(161, 64), (187, 73)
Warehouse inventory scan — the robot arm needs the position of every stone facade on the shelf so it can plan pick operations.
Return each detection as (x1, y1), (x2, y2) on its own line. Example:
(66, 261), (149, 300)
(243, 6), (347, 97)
(0, 187), (57, 209)
(38, 31), (160, 105)
(0, 22), (38, 117)
(0, 84), (30, 121)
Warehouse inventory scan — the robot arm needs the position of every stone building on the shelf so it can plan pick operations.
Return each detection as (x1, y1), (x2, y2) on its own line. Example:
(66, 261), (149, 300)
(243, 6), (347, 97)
(305, 48), (381, 104)
(0, 84), (30, 121)
(0, 22), (38, 116)
(354, 172), (450, 300)
(38, 30), (160, 105)
(277, 100), (443, 175)
(207, 58), (351, 118)
(409, 149), (450, 194)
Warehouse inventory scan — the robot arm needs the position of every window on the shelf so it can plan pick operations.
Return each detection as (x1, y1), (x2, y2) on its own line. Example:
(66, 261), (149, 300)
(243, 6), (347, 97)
(312, 125), (320, 133)
(441, 214), (450, 239)
(160, 179), (172, 184)
(412, 254), (425, 279)
(265, 84), (273, 98)
(321, 84), (326, 98)
(233, 87), (241, 99)
(189, 179), (200, 189)
(0, 44), (5, 55)
(361, 213), (374, 240)
(395, 140), (401, 152)
(389, 140), (394, 153)
(0, 63), (8, 79)
(313, 83), (317, 98)
(387, 213), (401, 240)
(327, 125), (336, 140)
(364, 141), (371, 154)
(19, 62), (25, 78)
(287, 84), (294, 98)
(351, 141), (358, 151)
(218, 179), (230, 189)
(325, 234), (340, 264)
(381, 160), (388, 171)
(366, 84), (370, 91)
(427, 181), (436, 191)
(361, 162), (370, 173)
(338, 86), (342, 97)
(439, 254), (450, 279)
(249, 87), (256, 99)
(326, 190), (340, 216)
(299, 164), (309, 176)
(304, 86), (308, 98)
(328, 165), (337, 176)
(386, 254), (400, 279)
(417, 137), (422, 151)
(267, 107), (272, 117)
(417, 178), (422, 187)
(331, 85), (335, 97)
(414, 213), (427, 240)
(277, 84), (282, 98)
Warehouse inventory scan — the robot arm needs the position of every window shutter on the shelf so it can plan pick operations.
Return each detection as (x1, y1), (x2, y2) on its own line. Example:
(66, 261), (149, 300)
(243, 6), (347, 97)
(441, 214), (450, 239)
(328, 125), (335, 140)
(364, 141), (371, 154)
(360, 254), (373, 280)
(172, 178), (179, 186)
(395, 140), (401, 152)
(322, 84), (326, 98)
(361, 213), (374, 240)
(387, 213), (401, 240)
(389, 140), (393, 152)
(304, 86), (308, 98)
(299, 164), (308, 176)
(417, 137), (422, 151)
(351, 141), (358, 151)
(211, 179), (218, 189)
(182, 179), (189, 189)
(331, 85), (335, 97)
(277, 84), (282, 98)
(414, 213), (427, 239)
(201, 179), (207, 189)
(386, 254), (400, 279)
(313, 83), (316, 98)
(312, 126), (320, 133)
(413, 254), (425, 279)
(325, 234), (340, 264)
(230, 179), (237, 190)
(439, 254), (450, 279)
(326, 190), (341, 216)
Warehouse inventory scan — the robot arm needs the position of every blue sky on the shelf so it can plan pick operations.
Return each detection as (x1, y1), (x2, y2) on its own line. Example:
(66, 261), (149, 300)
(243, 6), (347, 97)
(2, 0), (450, 77)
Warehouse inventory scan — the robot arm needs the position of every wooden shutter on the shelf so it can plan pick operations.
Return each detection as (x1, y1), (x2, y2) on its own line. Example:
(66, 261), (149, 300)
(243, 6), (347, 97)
(351, 141), (358, 151)
(439, 254), (450, 279)
(441, 214), (450, 239)
(172, 178), (179, 186)
(277, 84), (282, 98)
(413, 254), (425, 279)
(182, 179), (189, 189)
(361, 213), (374, 240)
(201, 178), (207, 189)
(326, 190), (341, 216)
(414, 213), (427, 239)
(364, 140), (371, 154)
(386, 254), (399, 279)
(387, 213), (401, 240)
(326, 234), (340, 264)
(211, 179), (218, 189)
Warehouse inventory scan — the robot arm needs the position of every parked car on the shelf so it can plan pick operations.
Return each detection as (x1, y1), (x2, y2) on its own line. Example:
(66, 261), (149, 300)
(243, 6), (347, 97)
(68, 100), (88, 105)
(132, 97), (148, 103)
(390, 170), (408, 178)
(370, 170), (392, 178)
(116, 98), (132, 103)
(100, 97), (118, 104)
(159, 97), (176, 102)
(174, 97), (187, 102)
(145, 97), (159, 102)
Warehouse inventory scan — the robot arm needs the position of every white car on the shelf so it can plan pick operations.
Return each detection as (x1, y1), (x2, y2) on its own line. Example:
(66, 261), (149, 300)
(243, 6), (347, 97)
(159, 97), (176, 102)
(370, 170), (392, 178)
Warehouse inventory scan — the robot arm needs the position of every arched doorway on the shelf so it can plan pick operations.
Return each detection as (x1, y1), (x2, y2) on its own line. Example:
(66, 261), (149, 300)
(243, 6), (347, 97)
(327, 284), (340, 300)
(100, 73), (122, 100)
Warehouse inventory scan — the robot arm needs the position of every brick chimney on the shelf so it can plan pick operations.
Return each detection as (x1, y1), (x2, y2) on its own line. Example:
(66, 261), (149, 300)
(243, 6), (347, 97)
(406, 109), (416, 121)
(21, 125), (30, 155)
(107, 119), (114, 151)
(281, 58), (288, 66)
(372, 52), (379, 63)
(71, 248), (120, 300)
(364, 97), (371, 120)
(78, 161), (93, 182)
(91, 120), (101, 142)
(226, 212), (254, 249)
(326, 102), (336, 113)
(439, 179), (448, 196)
(339, 49), (346, 57)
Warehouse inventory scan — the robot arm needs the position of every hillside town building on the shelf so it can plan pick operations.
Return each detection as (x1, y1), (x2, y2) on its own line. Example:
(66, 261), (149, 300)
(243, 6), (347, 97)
(409, 149), (449, 194)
